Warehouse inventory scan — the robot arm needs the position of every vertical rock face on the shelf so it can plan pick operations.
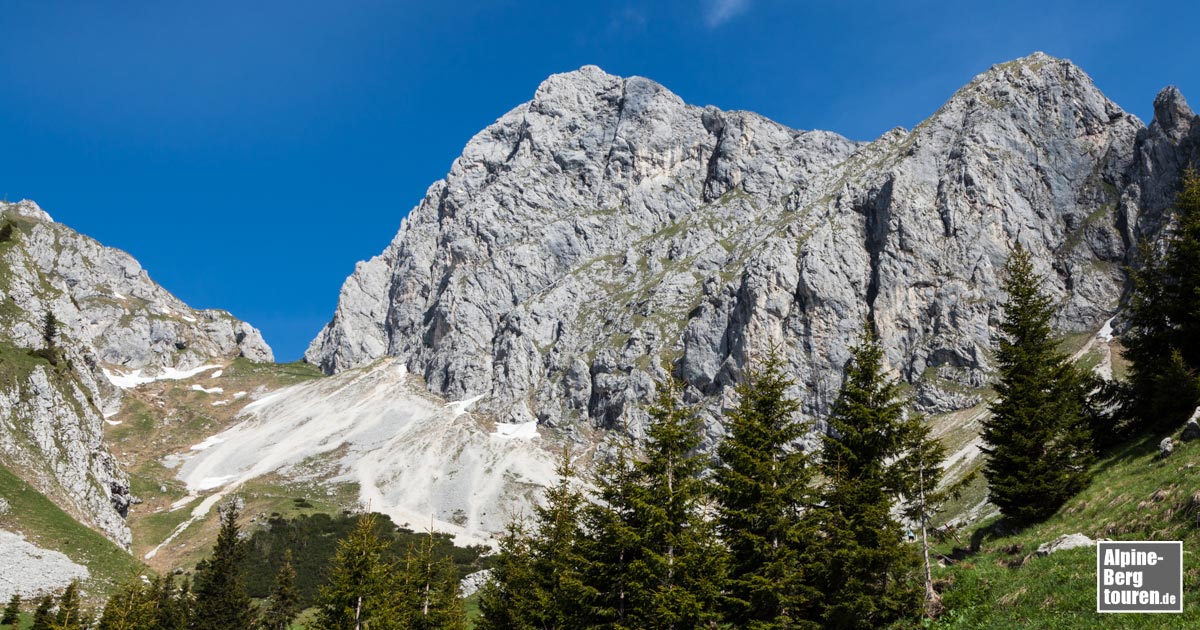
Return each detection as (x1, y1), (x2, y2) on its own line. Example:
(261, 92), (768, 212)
(307, 53), (1184, 443)
(0, 201), (274, 548)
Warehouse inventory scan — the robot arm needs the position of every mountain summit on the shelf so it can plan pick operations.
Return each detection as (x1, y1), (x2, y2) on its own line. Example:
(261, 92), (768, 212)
(307, 54), (1196, 445)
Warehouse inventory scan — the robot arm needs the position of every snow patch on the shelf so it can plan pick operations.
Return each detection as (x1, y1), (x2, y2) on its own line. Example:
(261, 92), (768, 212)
(191, 385), (223, 394)
(181, 315), (198, 323)
(1097, 317), (1115, 342)
(232, 391), (247, 399)
(493, 420), (538, 440)
(104, 419), (122, 426)
(190, 435), (226, 451)
(209, 369), (223, 378)
(103, 364), (222, 389)
(212, 400), (229, 407)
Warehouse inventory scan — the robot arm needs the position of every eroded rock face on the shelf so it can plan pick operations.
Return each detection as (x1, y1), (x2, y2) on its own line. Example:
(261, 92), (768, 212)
(307, 53), (1187, 443)
(0, 200), (274, 548)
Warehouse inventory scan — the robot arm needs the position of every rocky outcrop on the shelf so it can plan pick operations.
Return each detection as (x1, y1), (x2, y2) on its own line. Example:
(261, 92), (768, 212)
(307, 53), (1188, 444)
(0, 200), (274, 548)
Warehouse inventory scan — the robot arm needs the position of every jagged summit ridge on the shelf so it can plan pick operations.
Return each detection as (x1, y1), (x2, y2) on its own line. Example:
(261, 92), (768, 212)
(307, 54), (1182, 443)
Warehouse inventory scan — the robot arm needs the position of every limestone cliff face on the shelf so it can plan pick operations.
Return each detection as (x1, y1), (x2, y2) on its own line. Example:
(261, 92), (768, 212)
(307, 53), (1186, 442)
(0, 201), (273, 548)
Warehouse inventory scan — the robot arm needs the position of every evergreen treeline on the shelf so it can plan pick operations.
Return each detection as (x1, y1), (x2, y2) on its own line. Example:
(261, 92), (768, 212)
(480, 333), (952, 629)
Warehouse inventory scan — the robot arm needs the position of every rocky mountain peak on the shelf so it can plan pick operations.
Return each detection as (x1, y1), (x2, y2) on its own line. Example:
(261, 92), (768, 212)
(308, 55), (1183, 449)
(2, 199), (53, 222)
(1152, 85), (1195, 139)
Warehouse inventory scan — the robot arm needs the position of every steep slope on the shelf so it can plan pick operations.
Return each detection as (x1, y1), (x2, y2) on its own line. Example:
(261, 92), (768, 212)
(0, 200), (273, 550)
(308, 53), (1150, 442)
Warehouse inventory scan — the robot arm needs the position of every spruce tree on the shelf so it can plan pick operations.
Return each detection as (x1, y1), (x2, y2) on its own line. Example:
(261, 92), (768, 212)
(397, 532), (465, 630)
(578, 441), (641, 629)
(150, 576), (188, 630)
(1124, 169), (1200, 429)
(261, 551), (301, 630)
(53, 580), (88, 630)
(97, 579), (155, 630)
(816, 326), (922, 629)
(475, 521), (540, 630)
(30, 596), (53, 630)
(982, 245), (1093, 525)
(527, 449), (589, 629)
(893, 412), (972, 619)
(713, 350), (819, 629)
(314, 513), (398, 630)
(191, 504), (256, 630)
(625, 380), (724, 630)
(0, 594), (18, 626)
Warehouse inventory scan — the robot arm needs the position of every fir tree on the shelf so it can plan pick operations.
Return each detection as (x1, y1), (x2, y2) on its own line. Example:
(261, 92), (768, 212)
(527, 449), (589, 629)
(97, 579), (155, 630)
(42, 311), (59, 349)
(892, 412), (972, 619)
(150, 575), (189, 630)
(261, 551), (301, 630)
(53, 580), (88, 630)
(475, 520), (540, 630)
(713, 350), (819, 629)
(30, 596), (53, 630)
(982, 246), (1093, 525)
(1124, 168), (1200, 429)
(397, 532), (466, 630)
(816, 326), (923, 629)
(0, 594), (19, 626)
(627, 379), (725, 630)
(191, 503), (256, 630)
(313, 513), (398, 630)
(579, 439), (642, 629)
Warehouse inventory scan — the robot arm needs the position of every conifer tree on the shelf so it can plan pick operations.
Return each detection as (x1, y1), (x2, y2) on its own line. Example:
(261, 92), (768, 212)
(397, 532), (465, 630)
(627, 380), (724, 630)
(314, 513), (398, 630)
(150, 576), (188, 630)
(816, 326), (922, 629)
(578, 440), (641, 629)
(982, 246), (1093, 525)
(191, 504), (256, 630)
(1125, 169), (1200, 428)
(713, 350), (819, 629)
(475, 520), (540, 630)
(30, 596), (53, 630)
(892, 412), (971, 619)
(261, 551), (301, 630)
(97, 579), (155, 630)
(0, 594), (19, 626)
(53, 580), (88, 630)
(478, 448), (589, 630)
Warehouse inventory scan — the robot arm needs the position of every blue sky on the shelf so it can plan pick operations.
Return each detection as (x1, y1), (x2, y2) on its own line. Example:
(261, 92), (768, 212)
(3, 1), (1198, 361)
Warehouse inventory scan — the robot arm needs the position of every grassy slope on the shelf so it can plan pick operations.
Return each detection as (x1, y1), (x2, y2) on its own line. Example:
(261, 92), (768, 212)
(0, 462), (144, 599)
(931, 432), (1200, 628)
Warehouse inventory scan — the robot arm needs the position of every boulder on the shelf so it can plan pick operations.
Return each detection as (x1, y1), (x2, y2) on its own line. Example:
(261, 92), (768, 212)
(1036, 533), (1094, 557)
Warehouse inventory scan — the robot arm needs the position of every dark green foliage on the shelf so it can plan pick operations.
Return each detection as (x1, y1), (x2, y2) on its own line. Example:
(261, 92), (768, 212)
(476, 521), (541, 630)
(478, 449), (588, 630)
(579, 379), (725, 629)
(151, 576), (190, 630)
(191, 504), (256, 630)
(97, 580), (156, 630)
(0, 594), (18, 625)
(41, 311), (58, 349)
(1124, 169), (1200, 430)
(0, 221), (13, 242)
(260, 551), (301, 630)
(240, 511), (487, 609)
(396, 533), (466, 630)
(54, 580), (88, 630)
(814, 326), (923, 629)
(713, 351), (819, 629)
(982, 246), (1094, 525)
(313, 513), (398, 630)
(30, 596), (53, 630)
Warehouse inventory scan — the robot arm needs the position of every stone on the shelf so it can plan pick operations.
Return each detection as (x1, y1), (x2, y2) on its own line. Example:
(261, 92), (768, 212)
(307, 52), (1181, 450)
(1182, 416), (1200, 442)
(459, 569), (493, 598)
(1161, 437), (1175, 457)
(0, 200), (276, 549)
(1036, 533), (1094, 557)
